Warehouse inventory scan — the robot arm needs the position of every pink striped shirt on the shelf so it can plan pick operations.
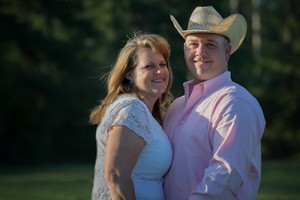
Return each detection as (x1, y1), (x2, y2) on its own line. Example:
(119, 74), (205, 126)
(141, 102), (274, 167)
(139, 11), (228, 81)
(163, 71), (265, 200)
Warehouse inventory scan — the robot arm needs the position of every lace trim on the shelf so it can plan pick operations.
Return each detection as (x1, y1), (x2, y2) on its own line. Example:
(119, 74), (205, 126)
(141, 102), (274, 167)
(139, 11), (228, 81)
(92, 167), (111, 200)
(102, 95), (153, 143)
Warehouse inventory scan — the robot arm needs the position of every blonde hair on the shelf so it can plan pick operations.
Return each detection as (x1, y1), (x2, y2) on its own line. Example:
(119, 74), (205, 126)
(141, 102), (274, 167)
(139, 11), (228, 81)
(89, 32), (173, 125)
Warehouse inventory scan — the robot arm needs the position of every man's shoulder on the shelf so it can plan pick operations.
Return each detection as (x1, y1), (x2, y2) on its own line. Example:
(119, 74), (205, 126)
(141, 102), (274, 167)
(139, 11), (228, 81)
(171, 95), (185, 105)
(215, 82), (261, 107)
(218, 81), (253, 96)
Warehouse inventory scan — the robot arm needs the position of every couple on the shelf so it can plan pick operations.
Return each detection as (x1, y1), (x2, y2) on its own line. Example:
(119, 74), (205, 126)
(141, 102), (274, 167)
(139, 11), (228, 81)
(90, 6), (266, 200)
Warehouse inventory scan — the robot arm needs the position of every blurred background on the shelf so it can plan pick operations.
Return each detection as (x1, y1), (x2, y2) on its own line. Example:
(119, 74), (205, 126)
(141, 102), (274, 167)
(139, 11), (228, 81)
(1, 0), (299, 165)
(0, 0), (300, 200)
(0, 0), (299, 199)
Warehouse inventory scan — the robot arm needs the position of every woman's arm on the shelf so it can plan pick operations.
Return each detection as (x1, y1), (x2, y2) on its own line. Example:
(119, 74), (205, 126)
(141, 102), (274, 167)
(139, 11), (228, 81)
(104, 125), (146, 200)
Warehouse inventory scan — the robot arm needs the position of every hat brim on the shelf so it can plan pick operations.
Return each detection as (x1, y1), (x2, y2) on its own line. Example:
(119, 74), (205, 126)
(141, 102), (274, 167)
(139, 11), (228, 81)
(170, 14), (247, 54)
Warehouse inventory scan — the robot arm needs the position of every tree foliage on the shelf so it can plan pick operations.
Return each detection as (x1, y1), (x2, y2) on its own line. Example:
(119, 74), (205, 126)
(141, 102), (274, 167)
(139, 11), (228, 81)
(0, 0), (299, 165)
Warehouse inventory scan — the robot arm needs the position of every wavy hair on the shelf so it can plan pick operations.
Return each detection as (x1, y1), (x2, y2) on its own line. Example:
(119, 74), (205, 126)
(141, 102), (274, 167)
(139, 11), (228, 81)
(89, 32), (173, 125)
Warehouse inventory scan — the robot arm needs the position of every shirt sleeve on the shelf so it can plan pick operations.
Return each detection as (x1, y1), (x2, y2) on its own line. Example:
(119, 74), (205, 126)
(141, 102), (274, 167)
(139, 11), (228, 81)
(189, 97), (264, 199)
(109, 98), (153, 144)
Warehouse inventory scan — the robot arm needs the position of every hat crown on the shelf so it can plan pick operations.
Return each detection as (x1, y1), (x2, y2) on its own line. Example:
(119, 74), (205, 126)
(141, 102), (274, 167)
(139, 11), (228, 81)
(170, 6), (247, 54)
(188, 6), (223, 31)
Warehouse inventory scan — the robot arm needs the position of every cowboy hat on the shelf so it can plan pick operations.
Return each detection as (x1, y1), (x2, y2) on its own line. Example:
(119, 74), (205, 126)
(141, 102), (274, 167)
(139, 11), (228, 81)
(170, 6), (247, 54)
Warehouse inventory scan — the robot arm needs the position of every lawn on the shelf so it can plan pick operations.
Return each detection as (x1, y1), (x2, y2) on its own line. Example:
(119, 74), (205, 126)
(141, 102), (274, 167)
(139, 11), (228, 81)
(0, 161), (299, 200)
(0, 164), (94, 200)
(257, 161), (300, 200)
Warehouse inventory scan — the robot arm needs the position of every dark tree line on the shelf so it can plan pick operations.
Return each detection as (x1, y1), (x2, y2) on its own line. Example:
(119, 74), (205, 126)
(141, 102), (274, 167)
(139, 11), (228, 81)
(0, 0), (299, 165)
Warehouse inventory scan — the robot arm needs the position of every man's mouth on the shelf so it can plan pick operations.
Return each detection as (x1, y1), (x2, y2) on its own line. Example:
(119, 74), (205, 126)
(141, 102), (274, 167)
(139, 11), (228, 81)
(194, 59), (210, 63)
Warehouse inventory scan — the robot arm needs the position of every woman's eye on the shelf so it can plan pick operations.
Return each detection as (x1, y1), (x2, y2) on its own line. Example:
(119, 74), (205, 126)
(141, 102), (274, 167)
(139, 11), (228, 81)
(160, 63), (167, 68)
(145, 64), (155, 69)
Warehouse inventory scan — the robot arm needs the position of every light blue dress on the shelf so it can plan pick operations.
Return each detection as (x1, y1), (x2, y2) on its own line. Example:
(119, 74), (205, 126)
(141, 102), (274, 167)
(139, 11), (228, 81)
(92, 94), (173, 200)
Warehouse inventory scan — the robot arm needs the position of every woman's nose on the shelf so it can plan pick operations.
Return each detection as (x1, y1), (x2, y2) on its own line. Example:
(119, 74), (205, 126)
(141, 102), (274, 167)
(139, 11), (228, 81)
(154, 66), (162, 74)
(155, 68), (161, 74)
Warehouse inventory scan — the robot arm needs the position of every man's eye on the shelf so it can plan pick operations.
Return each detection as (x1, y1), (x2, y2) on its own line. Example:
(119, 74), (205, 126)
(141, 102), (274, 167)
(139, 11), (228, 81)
(187, 42), (198, 48)
(207, 43), (216, 48)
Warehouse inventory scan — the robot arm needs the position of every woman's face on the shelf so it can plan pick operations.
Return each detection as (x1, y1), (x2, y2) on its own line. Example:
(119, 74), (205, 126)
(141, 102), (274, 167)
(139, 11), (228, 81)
(128, 47), (169, 103)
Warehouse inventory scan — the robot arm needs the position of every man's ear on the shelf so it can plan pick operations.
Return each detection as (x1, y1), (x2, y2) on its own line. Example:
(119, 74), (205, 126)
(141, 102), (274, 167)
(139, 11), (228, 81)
(225, 44), (231, 61)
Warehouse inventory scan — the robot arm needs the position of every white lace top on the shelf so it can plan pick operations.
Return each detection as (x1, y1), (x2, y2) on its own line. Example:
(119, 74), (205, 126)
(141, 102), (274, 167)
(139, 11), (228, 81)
(91, 94), (173, 200)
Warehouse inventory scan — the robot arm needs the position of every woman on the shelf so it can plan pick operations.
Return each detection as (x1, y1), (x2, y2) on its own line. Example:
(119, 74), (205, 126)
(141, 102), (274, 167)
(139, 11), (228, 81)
(90, 32), (173, 200)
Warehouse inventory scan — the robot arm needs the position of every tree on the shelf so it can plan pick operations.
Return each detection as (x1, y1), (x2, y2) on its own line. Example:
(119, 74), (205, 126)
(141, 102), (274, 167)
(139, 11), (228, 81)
(0, 0), (108, 164)
(1, 0), (299, 165)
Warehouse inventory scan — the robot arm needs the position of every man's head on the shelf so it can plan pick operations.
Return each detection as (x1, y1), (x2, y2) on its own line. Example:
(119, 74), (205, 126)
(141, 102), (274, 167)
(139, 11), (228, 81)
(183, 33), (230, 83)
(170, 6), (247, 82)
(170, 6), (247, 55)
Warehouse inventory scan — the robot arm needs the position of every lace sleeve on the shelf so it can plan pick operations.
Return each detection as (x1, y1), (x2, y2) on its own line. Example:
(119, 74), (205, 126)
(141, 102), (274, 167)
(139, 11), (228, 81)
(109, 97), (153, 144)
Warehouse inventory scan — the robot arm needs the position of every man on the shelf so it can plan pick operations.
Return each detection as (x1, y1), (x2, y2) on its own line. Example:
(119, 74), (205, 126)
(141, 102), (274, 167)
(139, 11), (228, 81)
(163, 6), (266, 200)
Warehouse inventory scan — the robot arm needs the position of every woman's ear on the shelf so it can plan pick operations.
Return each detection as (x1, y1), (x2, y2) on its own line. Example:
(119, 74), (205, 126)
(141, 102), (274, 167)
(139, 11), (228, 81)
(126, 72), (134, 84)
(126, 71), (133, 81)
(126, 70), (134, 82)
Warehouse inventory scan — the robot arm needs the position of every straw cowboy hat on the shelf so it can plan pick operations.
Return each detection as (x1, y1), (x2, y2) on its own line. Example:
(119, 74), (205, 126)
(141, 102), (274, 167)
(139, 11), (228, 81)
(170, 6), (247, 54)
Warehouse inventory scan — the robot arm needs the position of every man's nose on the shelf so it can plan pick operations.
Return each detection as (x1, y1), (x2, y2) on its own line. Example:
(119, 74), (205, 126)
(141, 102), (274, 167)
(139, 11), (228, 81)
(195, 44), (206, 56)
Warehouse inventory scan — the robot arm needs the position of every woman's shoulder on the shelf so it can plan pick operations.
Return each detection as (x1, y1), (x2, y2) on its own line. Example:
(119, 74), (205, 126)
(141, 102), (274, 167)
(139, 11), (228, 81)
(109, 95), (154, 143)
(113, 94), (140, 103)
(112, 94), (146, 109)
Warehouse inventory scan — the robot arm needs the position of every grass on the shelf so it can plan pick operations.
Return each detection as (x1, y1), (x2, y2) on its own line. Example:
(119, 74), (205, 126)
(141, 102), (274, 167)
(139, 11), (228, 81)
(0, 161), (299, 200)
(0, 164), (94, 200)
(257, 161), (300, 200)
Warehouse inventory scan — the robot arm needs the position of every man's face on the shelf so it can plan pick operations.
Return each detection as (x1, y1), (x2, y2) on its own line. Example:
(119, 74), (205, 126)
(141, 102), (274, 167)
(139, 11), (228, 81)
(184, 33), (231, 83)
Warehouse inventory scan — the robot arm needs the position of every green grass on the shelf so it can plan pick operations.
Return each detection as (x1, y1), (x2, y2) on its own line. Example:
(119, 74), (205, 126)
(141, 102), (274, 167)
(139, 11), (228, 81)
(0, 164), (94, 200)
(257, 161), (300, 200)
(0, 161), (299, 200)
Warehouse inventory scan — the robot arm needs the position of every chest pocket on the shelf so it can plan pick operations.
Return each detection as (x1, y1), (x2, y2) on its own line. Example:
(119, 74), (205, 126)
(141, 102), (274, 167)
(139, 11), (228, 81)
(180, 110), (212, 156)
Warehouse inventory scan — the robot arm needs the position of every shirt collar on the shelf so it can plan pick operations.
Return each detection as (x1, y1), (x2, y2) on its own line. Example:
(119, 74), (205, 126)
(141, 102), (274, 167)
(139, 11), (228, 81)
(183, 71), (232, 100)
